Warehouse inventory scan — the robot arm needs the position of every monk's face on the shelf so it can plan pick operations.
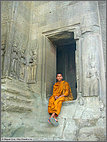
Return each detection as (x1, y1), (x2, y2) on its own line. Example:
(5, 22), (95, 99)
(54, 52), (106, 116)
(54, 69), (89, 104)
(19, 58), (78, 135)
(56, 74), (63, 82)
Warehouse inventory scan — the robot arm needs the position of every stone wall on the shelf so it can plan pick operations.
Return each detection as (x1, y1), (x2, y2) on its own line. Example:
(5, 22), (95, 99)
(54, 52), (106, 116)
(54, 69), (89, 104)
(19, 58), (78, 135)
(1, 1), (13, 77)
(98, 1), (106, 104)
(98, 1), (106, 72)
(1, 1), (36, 138)
(1, 1), (31, 80)
(1, 1), (106, 141)
(31, 1), (106, 102)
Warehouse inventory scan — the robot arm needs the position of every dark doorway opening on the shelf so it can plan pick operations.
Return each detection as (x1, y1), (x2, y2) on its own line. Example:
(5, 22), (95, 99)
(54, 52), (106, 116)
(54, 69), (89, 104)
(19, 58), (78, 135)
(57, 42), (77, 100)
(48, 31), (77, 100)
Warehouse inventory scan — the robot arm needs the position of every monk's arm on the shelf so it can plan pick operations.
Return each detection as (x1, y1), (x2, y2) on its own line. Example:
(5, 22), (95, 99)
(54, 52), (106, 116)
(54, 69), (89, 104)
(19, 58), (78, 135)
(58, 82), (69, 98)
(52, 84), (62, 99)
(52, 85), (58, 97)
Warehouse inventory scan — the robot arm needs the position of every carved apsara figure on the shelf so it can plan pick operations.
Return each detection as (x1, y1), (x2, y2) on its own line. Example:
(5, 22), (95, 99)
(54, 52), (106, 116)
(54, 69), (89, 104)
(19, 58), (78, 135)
(10, 42), (19, 78)
(86, 54), (99, 96)
(19, 48), (26, 81)
(28, 48), (38, 83)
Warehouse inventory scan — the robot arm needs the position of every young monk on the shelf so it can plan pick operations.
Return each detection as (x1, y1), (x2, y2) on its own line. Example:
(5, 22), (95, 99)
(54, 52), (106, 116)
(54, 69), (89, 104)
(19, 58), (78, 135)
(48, 72), (73, 126)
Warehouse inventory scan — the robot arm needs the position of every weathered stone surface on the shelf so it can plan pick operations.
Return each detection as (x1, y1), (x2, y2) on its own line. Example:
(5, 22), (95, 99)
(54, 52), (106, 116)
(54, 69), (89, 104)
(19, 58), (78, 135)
(98, 1), (106, 71)
(78, 133), (99, 141)
(1, 111), (25, 137)
(63, 119), (78, 141)
(78, 126), (106, 141)
(1, 1), (106, 141)
(1, 77), (34, 114)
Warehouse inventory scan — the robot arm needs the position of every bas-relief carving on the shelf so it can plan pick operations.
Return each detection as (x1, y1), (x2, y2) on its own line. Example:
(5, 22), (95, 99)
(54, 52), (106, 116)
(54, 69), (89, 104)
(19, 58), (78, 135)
(19, 49), (26, 81)
(9, 39), (38, 83)
(10, 42), (19, 79)
(86, 56), (99, 96)
(1, 40), (6, 76)
(27, 41), (38, 83)
(10, 42), (27, 81)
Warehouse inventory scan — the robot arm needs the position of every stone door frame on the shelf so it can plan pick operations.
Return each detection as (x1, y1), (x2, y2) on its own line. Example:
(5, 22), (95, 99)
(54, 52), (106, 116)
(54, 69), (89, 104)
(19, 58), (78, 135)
(42, 23), (82, 100)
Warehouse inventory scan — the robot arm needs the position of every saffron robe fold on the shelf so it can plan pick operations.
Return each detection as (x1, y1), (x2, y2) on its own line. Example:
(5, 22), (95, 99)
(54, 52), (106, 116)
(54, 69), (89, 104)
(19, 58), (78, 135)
(48, 80), (73, 116)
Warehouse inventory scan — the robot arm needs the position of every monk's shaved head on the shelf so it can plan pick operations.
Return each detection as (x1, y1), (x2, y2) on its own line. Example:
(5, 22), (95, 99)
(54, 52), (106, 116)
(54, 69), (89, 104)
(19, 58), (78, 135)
(56, 72), (63, 77)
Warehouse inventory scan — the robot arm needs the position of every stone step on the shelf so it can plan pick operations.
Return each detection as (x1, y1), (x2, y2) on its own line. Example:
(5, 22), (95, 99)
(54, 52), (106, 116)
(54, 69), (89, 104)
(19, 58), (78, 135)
(1, 77), (30, 92)
(1, 93), (32, 104)
(2, 87), (32, 99)
(1, 77), (34, 113)
(1, 99), (33, 112)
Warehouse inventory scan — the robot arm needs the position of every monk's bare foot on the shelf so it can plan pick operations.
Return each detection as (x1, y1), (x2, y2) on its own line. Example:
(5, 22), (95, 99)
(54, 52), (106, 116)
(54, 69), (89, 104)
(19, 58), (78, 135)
(48, 119), (52, 124)
(53, 116), (58, 122)
(48, 116), (52, 124)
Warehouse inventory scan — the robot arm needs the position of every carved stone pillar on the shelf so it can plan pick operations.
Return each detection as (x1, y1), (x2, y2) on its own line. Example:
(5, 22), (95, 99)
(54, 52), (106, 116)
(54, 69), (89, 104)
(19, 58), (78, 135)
(73, 26), (83, 98)
(81, 33), (101, 97)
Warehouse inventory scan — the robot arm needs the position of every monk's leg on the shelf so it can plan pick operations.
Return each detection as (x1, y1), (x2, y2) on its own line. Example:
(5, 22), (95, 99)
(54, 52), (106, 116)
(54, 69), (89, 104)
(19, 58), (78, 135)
(48, 97), (64, 122)
(48, 96), (55, 114)
(51, 100), (63, 122)
(49, 112), (55, 119)
(54, 101), (63, 116)
(49, 113), (58, 122)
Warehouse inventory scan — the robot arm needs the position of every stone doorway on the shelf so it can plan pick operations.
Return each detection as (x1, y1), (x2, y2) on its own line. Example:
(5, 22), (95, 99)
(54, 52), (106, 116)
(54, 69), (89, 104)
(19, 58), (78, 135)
(56, 42), (77, 100)
(47, 31), (77, 100)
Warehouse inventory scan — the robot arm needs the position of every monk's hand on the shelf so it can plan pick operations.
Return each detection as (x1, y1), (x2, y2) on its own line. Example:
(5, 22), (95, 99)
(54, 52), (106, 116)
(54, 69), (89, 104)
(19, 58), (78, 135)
(58, 95), (65, 98)
(55, 96), (58, 100)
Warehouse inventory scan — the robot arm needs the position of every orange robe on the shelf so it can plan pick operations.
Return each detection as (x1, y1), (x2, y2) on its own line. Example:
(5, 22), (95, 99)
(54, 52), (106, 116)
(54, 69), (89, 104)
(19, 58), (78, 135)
(48, 80), (73, 116)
